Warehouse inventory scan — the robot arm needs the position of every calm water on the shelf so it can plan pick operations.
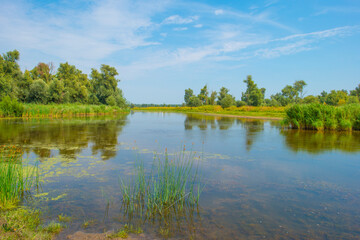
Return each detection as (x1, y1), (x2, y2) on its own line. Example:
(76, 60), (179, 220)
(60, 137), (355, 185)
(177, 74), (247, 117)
(1, 112), (360, 239)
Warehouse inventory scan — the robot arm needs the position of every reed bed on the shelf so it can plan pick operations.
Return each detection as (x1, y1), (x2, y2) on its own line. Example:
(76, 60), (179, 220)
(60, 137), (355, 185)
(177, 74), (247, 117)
(133, 105), (285, 118)
(119, 149), (203, 222)
(0, 145), (39, 209)
(283, 104), (360, 131)
(0, 102), (129, 118)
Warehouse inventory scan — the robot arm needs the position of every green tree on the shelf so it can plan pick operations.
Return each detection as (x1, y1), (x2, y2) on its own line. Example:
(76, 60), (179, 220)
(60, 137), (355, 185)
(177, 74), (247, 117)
(325, 90), (348, 105)
(241, 75), (264, 106)
(198, 85), (209, 105)
(217, 87), (229, 105)
(188, 96), (202, 107)
(301, 95), (319, 104)
(209, 91), (217, 105)
(48, 78), (64, 103)
(31, 63), (52, 83)
(293, 80), (307, 100)
(220, 94), (235, 108)
(184, 88), (194, 106)
(0, 50), (22, 100)
(28, 79), (49, 103)
(90, 64), (126, 107)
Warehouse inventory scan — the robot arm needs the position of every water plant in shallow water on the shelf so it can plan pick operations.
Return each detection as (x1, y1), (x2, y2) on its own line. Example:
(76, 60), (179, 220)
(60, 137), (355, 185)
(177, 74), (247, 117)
(119, 148), (203, 225)
(0, 145), (39, 209)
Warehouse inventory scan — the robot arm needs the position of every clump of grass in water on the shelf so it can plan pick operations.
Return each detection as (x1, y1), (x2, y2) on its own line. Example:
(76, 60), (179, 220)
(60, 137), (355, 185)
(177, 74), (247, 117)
(0, 145), (39, 209)
(119, 148), (203, 222)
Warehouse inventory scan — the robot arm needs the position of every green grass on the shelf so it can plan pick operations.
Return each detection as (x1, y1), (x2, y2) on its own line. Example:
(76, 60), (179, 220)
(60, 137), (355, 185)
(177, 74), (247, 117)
(106, 224), (143, 239)
(0, 145), (39, 210)
(133, 105), (285, 118)
(283, 104), (360, 131)
(119, 149), (203, 222)
(0, 207), (64, 239)
(0, 102), (129, 118)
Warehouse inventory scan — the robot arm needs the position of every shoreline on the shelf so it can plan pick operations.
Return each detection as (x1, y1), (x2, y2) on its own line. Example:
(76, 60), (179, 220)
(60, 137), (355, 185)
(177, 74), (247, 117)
(133, 110), (283, 121)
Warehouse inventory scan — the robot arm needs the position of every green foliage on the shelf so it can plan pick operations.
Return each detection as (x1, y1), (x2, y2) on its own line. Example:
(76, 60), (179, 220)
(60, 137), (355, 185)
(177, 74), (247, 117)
(107, 224), (143, 239)
(241, 75), (264, 106)
(217, 87), (229, 105)
(198, 84), (209, 105)
(184, 88), (194, 105)
(28, 79), (49, 104)
(0, 96), (24, 117)
(325, 90), (349, 105)
(283, 104), (360, 131)
(209, 91), (217, 105)
(236, 100), (247, 107)
(188, 96), (202, 107)
(220, 94), (235, 108)
(48, 78), (64, 103)
(301, 95), (320, 104)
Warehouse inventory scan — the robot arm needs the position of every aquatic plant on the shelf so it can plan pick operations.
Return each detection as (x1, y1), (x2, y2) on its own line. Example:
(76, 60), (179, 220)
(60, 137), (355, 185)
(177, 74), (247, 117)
(119, 148), (203, 221)
(0, 145), (39, 209)
(283, 104), (360, 131)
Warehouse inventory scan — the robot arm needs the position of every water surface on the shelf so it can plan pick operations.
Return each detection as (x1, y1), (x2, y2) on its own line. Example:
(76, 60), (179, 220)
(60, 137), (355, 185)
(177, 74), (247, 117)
(1, 112), (360, 239)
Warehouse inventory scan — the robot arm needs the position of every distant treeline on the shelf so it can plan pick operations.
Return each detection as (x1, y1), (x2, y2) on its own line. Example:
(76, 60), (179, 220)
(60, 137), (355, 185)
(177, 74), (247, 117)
(184, 75), (360, 108)
(0, 50), (127, 107)
(131, 103), (182, 108)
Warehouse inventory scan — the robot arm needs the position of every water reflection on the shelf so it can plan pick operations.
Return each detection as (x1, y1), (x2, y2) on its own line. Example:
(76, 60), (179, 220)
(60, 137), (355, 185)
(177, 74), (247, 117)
(184, 113), (360, 153)
(0, 115), (129, 160)
(280, 130), (360, 154)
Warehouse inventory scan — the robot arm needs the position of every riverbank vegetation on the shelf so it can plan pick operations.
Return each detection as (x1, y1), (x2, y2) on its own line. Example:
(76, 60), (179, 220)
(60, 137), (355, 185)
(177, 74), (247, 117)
(133, 105), (285, 118)
(283, 104), (360, 131)
(181, 76), (359, 108)
(0, 50), (128, 118)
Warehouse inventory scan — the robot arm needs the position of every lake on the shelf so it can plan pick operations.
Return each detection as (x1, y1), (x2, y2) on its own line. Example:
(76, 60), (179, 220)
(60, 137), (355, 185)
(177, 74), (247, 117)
(1, 112), (360, 239)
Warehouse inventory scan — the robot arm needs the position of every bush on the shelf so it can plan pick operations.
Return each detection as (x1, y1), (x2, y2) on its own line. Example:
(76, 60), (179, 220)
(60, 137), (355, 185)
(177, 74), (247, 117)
(220, 95), (235, 108)
(0, 96), (24, 117)
(236, 100), (247, 107)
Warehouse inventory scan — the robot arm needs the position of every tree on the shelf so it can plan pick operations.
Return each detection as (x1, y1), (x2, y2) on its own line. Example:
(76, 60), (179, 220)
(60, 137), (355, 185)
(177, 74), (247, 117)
(0, 50), (22, 100)
(350, 83), (360, 100)
(31, 63), (52, 83)
(325, 90), (348, 105)
(209, 91), (217, 105)
(90, 64), (126, 107)
(217, 87), (229, 105)
(28, 79), (48, 103)
(188, 96), (202, 107)
(48, 78), (64, 103)
(302, 95), (319, 104)
(241, 75), (264, 106)
(198, 85), (209, 105)
(293, 80), (307, 100)
(220, 94), (235, 108)
(184, 88), (194, 106)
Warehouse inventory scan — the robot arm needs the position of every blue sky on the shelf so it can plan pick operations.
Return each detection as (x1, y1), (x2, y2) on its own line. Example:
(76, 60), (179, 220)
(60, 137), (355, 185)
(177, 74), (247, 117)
(1, 0), (360, 104)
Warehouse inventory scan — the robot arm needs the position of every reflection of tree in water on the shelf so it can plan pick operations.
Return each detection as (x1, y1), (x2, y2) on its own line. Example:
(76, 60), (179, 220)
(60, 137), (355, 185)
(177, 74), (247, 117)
(280, 130), (360, 154)
(184, 114), (266, 151)
(0, 115), (129, 161)
(236, 119), (265, 151)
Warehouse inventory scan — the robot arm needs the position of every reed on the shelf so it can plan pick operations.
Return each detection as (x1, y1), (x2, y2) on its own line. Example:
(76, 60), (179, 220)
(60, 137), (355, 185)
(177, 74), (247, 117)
(0, 145), (39, 209)
(119, 148), (203, 221)
(283, 104), (360, 131)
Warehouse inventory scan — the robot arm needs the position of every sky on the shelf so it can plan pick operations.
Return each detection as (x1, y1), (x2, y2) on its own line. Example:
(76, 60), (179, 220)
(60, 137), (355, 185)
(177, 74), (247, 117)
(1, 0), (360, 104)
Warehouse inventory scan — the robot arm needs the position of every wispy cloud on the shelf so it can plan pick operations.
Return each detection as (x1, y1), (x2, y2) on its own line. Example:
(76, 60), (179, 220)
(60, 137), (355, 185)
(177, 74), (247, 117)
(162, 15), (199, 24)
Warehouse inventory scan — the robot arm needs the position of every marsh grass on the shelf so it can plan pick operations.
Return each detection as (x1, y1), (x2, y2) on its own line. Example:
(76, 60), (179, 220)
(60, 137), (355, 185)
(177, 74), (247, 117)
(283, 104), (360, 131)
(0, 145), (39, 209)
(119, 148), (203, 226)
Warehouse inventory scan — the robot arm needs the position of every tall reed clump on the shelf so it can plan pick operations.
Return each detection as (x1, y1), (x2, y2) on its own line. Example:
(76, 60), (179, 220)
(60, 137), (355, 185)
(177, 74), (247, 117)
(119, 148), (203, 221)
(0, 96), (24, 117)
(283, 104), (360, 131)
(0, 145), (39, 209)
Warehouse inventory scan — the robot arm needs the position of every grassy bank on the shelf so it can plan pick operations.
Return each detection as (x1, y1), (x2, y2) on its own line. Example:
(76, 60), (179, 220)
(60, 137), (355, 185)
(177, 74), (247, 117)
(283, 104), (360, 131)
(0, 145), (64, 239)
(133, 105), (285, 118)
(0, 101), (129, 119)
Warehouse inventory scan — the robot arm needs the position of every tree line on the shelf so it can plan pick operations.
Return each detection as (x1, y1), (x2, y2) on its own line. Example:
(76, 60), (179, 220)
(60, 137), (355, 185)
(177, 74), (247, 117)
(0, 50), (127, 107)
(184, 75), (360, 108)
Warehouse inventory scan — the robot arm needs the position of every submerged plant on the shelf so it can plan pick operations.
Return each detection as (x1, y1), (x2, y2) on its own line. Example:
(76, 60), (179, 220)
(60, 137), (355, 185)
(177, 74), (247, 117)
(119, 148), (203, 227)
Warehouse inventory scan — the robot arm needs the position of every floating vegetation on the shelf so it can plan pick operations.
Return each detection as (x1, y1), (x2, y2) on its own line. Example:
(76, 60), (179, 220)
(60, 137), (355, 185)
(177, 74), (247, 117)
(283, 104), (360, 131)
(106, 224), (143, 239)
(0, 145), (39, 209)
(119, 148), (203, 235)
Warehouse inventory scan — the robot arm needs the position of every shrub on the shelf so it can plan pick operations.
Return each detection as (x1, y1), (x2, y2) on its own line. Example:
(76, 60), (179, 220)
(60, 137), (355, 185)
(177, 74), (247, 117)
(0, 96), (24, 117)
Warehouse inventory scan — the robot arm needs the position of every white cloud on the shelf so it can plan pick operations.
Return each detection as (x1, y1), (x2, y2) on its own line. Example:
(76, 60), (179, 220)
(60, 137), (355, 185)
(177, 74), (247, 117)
(214, 9), (224, 15)
(162, 15), (199, 24)
(173, 27), (188, 31)
(194, 24), (203, 28)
